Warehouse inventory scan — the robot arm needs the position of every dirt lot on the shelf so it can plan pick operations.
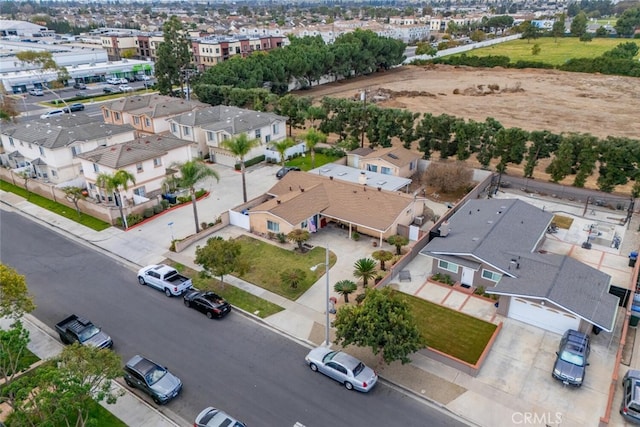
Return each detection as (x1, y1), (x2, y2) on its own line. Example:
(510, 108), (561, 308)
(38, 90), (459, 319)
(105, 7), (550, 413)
(298, 64), (640, 140)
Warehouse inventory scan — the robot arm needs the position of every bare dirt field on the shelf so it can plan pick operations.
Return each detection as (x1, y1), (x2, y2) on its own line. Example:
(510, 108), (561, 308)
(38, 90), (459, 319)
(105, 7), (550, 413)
(298, 64), (640, 140)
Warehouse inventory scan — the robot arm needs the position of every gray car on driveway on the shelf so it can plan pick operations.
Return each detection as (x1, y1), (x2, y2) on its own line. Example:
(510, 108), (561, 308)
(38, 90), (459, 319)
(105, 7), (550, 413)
(552, 329), (590, 387)
(305, 347), (378, 392)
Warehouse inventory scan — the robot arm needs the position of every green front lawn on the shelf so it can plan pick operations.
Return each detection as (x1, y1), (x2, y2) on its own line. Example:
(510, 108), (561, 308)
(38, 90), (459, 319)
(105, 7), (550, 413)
(459, 37), (640, 66)
(405, 294), (497, 365)
(235, 235), (336, 300)
(168, 261), (284, 318)
(0, 180), (110, 231)
(285, 152), (342, 171)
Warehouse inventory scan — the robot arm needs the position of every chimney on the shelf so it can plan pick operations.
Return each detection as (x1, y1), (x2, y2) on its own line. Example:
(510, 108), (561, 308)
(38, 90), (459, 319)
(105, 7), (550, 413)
(358, 172), (367, 185)
(277, 200), (281, 204)
(329, 176), (333, 180)
(301, 188), (304, 192)
(440, 221), (450, 237)
(377, 187), (381, 191)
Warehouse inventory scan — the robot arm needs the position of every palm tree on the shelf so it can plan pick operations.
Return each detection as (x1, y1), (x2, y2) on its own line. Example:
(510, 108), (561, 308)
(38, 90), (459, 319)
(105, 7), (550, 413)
(271, 137), (295, 167)
(287, 229), (310, 251)
(334, 280), (357, 303)
(96, 170), (136, 229)
(371, 249), (394, 271)
(353, 258), (377, 288)
(222, 133), (260, 203)
(281, 268), (307, 290)
(172, 160), (220, 233)
(387, 234), (409, 256)
(303, 127), (327, 169)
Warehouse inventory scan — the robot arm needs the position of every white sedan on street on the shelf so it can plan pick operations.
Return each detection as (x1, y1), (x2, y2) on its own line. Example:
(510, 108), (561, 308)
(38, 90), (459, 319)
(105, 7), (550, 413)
(305, 347), (378, 392)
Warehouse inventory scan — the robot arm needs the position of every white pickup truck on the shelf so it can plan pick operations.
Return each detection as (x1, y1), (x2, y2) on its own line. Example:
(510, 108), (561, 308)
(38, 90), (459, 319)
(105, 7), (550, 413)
(137, 264), (193, 297)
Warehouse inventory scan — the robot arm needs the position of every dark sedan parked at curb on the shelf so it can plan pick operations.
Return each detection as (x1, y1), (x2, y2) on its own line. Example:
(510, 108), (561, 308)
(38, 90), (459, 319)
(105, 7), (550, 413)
(184, 290), (232, 319)
(63, 103), (85, 113)
(123, 355), (182, 405)
(276, 166), (301, 179)
(305, 347), (378, 392)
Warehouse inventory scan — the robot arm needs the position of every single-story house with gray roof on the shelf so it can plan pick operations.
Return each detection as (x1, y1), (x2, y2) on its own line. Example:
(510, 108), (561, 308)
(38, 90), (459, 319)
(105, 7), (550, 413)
(420, 198), (619, 334)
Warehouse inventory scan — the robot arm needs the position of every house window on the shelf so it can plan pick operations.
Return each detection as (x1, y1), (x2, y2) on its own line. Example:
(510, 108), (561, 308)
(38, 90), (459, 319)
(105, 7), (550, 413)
(221, 134), (229, 141)
(265, 135), (271, 143)
(255, 129), (261, 138)
(133, 187), (146, 197)
(9, 137), (14, 146)
(136, 163), (143, 173)
(39, 146), (45, 157)
(145, 118), (151, 127)
(104, 110), (110, 118)
(153, 157), (162, 167)
(171, 123), (177, 133)
(267, 220), (279, 232)
(134, 116), (140, 125)
(410, 160), (416, 170)
(366, 164), (378, 173)
(481, 269), (502, 282)
(206, 131), (214, 141)
(71, 146), (81, 157)
(438, 260), (459, 273)
(51, 170), (57, 177)
(272, 123), (279, 134)
(28, 143), (32, 149)
(183, 126), (190, 136)
(381, 167), (391, 175)
(114, 112), (120, 120)
(93, 163), (99, 173)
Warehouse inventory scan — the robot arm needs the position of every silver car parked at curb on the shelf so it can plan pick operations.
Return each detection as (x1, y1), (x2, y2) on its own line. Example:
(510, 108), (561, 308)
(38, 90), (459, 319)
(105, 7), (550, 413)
(305, 347), (378, 392)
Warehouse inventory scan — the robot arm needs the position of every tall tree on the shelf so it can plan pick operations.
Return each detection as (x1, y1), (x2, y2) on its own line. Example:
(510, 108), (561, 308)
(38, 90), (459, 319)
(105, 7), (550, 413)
(333, 287), (425, 364)
(155, 16), (192, 96)
(546, 138), (576, 183)
(271, 137), (295, 167)
(353, 258), (377, 288)
(5, 343), (122, 427)
(387, 234), (409, 255)
(96, 170), (136, 229)
(371, 249), (394, 271)
(552, 14), (566, 42)
(276, 95), (311, 136)
(222, 133), (260, 203)
(287, 229), (311, 251)
(172, 160), (220, 233)
(303, 127), (327, 169)
(63, 186), (86, 217)
(0, 264), (36, 319)
(0, 321), (30, 386)
(570, 12), (588, 38)
(195, 237), (245, 287)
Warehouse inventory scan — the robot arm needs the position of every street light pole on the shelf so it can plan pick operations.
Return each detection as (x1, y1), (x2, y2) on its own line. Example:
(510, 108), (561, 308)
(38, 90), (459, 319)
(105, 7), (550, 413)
(324, 244), (330, 347)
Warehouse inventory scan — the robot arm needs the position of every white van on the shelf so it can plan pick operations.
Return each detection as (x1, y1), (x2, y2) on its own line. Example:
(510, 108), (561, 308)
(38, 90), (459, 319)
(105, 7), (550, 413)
(40, 109), (65, 119)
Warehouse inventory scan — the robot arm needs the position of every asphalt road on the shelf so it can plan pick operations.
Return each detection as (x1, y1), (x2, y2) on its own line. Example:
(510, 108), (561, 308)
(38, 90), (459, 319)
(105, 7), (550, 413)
(0, 210), (467, 427)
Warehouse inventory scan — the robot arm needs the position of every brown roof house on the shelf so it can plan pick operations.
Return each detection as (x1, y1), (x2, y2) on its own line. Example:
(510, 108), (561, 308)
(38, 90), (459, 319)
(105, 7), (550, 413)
(420, 198), (619, 335)
(101, 94), (208, 135)
(78, 134), (192, 204)
(246, 171), (425, 244)
(347, 146), (420, 179)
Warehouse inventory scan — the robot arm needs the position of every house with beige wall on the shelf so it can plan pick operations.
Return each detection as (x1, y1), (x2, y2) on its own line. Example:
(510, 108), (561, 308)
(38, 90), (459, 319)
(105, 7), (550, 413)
(167, 105), (287, 166)
(78, 134), (192, 203)
(101, 94), (208, 135)
(0, 114), (135, 185)
(248, 171), (424, 244)
(348, 146), (420, 179)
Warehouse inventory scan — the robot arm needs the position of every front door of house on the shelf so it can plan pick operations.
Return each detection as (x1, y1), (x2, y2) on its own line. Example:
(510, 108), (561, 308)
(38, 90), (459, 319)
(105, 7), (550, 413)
(461, 267), (474, 286)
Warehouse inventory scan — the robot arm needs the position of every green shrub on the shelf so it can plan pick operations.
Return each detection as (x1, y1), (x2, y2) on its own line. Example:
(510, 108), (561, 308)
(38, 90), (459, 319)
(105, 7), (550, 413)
(153, 204), (164, 214)
(235, 155), (265, 170)
(177, 195), (190, 204)
(143, 208), (154, 218)
(127, 213), (143, 226)
(195, 189), (207, 199)
(351, 231), (360, 241)
(161, 199), (170, 209)
(276, 232), (287, 243)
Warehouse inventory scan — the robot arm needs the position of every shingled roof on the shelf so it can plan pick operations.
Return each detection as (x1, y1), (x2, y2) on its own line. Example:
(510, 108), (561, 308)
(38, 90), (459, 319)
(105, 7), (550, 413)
(77, 134), (190, 169)
(253, 171), (415, 231)
(101, 94), (207, 117)
(169, 105), (286, 135)
(361, 146), (420, 167)
(2, 116), (134, 150)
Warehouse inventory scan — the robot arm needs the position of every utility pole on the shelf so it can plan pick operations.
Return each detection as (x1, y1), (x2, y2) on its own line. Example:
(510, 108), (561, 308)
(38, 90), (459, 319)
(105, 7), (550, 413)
(181, 68), (196, 101)
(360, 89), (367, 148)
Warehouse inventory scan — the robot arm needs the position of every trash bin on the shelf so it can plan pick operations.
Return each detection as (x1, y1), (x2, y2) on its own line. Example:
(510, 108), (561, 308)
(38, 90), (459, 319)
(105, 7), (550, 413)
(630, 251), (638, 267)
(631, 315), (640, 327)
(163, 193), (177, 204)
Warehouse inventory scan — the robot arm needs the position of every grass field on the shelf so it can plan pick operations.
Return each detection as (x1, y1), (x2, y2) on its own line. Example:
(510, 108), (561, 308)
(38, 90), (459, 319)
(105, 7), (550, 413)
(405, 294), (497, 365)
(0, 179), (111, 231)
(460, 37), (640, 65)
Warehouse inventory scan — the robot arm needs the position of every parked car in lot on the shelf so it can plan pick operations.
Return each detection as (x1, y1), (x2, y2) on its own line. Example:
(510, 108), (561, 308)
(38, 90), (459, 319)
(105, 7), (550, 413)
(123, 355), (182, 405)
(119, 84), (134, 92)
(106, 77), (121, 85)
(184, 290), (231, 319)
(276, 166), (301, 179)
(40, 109), (65, 119)
(195, 407), (246, 427)
(305, 347), (378, 392)
(137, 264), (193, 296)
(103, 86), (117, 94)
(135, 74), (151, 81)
(552, 329), (590, 387)
(119, 77), (129, 84)
(73, 82), (86, 90)
(621, 369), (640, 424)
(63, 103), (85, 113)
(28, 88), (44, 96)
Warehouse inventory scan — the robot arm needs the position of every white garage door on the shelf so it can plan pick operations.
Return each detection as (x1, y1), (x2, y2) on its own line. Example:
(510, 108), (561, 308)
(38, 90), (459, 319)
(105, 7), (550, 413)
(508, 298), (580, 335)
